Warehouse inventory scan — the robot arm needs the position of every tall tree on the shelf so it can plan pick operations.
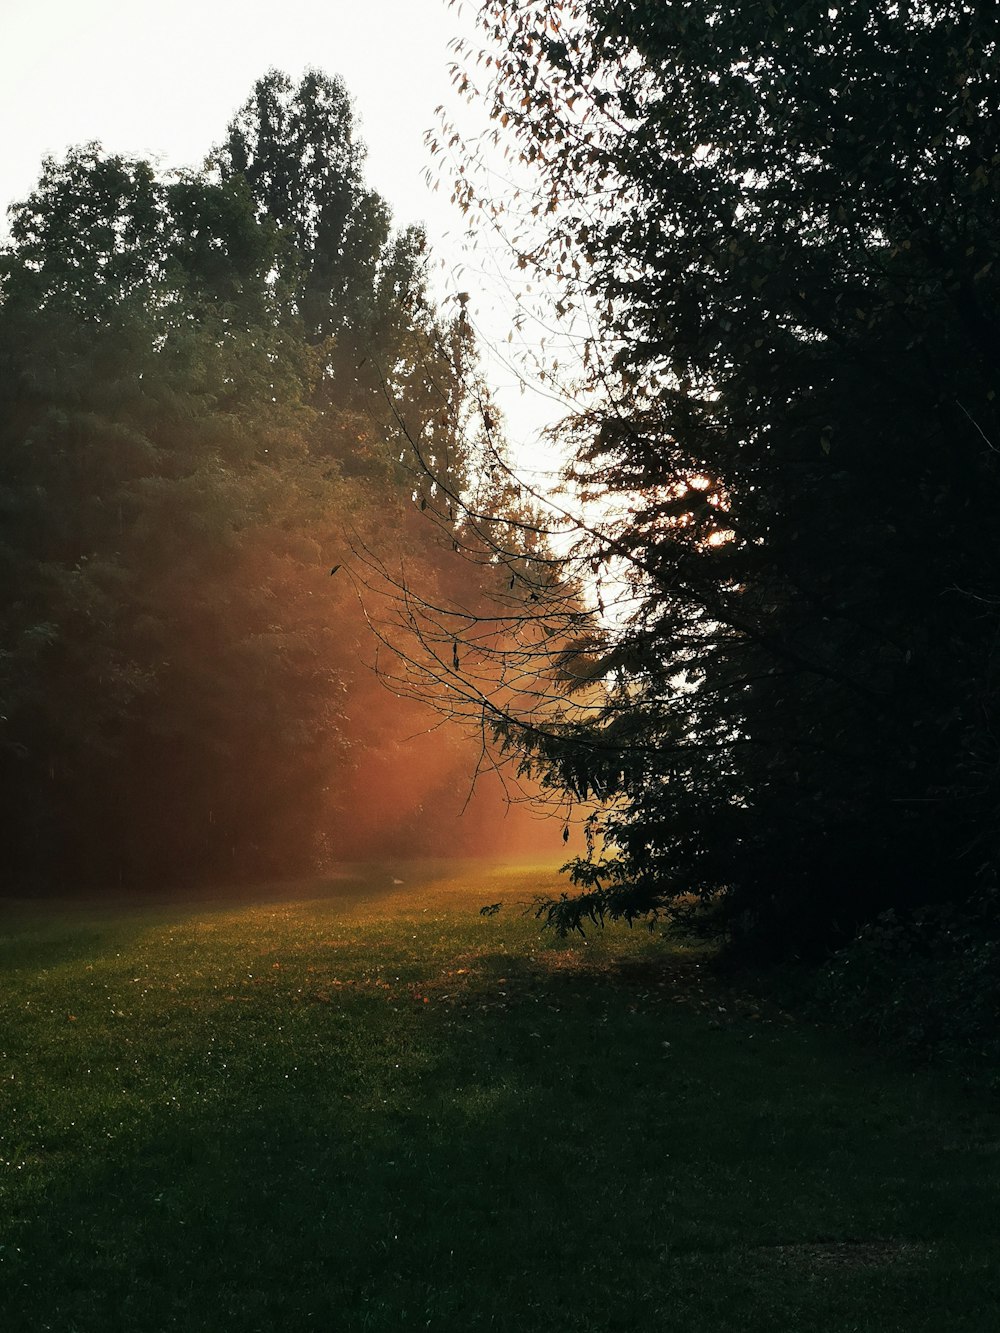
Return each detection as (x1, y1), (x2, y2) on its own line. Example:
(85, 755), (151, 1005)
(444, 0), (1000, 952)
(216, 69), (387, 344)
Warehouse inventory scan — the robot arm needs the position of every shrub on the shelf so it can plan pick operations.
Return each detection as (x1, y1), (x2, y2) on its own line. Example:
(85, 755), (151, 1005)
(817, 892), (1000, 1085)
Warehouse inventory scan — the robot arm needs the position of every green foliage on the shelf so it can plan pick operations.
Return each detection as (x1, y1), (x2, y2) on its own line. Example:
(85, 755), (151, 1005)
(215, 69), (389, 343)
(457, 1), (1000, 953)
(2, 145), (278, 318)
(0, 71), (530, 891)
(213, 69), (463, 452)
(0, 253), (339, 884)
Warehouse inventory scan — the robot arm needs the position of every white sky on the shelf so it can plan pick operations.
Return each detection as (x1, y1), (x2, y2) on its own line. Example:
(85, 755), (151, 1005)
(0, 0), (570, 467)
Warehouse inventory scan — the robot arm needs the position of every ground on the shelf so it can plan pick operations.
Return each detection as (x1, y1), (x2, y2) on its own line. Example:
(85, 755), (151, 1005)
(1, 861), (998, 1331)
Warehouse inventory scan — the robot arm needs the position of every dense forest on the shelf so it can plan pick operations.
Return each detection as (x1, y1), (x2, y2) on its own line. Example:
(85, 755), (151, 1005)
(0, 70), (559, 892)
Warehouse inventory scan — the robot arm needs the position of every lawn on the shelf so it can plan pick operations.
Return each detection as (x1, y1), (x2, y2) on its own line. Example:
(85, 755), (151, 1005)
(2, 861), (998, 1331)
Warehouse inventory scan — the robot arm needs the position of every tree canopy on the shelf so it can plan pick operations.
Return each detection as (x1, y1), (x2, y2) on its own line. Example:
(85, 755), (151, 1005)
(0, 70), (552, 891)
(441, 0), (1000, 953)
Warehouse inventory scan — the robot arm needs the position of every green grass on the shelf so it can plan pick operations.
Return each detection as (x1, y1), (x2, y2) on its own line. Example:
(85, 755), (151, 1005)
(2, 860), (999, 1331)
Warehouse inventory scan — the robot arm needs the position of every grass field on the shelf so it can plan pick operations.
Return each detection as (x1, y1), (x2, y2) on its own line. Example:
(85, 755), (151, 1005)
(2, 860), (999, 1331)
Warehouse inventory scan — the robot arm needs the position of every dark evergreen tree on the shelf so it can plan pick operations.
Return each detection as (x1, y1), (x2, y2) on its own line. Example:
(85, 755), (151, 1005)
(448, 0), (1000, 953)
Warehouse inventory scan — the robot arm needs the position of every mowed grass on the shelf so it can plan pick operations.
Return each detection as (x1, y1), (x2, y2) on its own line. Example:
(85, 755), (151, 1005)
(2, 862), (1000, 1332)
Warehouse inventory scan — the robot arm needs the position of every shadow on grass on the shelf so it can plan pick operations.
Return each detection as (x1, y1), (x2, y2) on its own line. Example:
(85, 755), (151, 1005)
(4, 931), (1000, 1332)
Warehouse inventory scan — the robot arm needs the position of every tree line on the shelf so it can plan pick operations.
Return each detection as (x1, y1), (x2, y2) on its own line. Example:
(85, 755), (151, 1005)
(0, 70), (556, 891)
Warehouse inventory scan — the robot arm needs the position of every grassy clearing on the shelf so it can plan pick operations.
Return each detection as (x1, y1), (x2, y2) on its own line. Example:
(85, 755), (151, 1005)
(2, 861), (999, 1331)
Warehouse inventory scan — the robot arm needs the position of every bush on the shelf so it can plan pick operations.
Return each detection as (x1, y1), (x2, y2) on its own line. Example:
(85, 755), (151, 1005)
(817, 893), (1000, 1085)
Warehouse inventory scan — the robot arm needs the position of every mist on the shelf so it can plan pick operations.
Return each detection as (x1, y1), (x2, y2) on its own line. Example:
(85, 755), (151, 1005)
(0, 72), (569, 899)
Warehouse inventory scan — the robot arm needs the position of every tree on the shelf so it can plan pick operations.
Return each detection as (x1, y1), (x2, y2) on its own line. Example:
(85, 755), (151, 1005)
(0, 156), (337, 884)
(213, 71), (462, 451)
(0, 73), (551, 891)
(215, 70), (388, 345)
(437, 0), (1000, 953)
